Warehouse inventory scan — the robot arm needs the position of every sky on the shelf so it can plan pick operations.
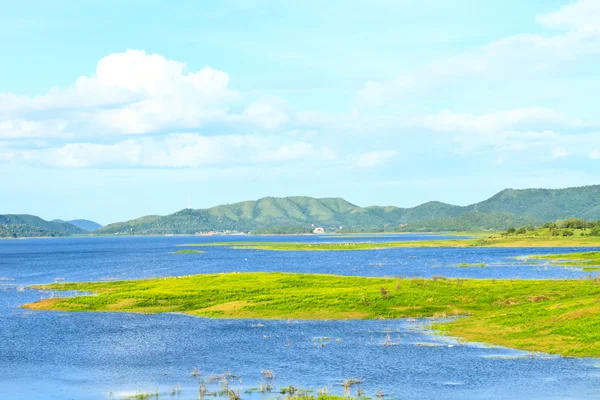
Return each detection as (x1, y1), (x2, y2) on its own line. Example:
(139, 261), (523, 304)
(1, 0), (599, 224)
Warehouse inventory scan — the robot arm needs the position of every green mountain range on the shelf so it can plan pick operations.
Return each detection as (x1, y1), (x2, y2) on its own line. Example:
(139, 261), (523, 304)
(95, 185), (600, 235)
(0, 215), (88, 237)
(395, 211), (540, 232)
(52, 219), (103, 232)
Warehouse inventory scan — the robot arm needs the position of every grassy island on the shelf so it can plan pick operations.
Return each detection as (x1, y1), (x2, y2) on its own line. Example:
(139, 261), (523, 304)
(182, 233), (600, 251)
(26, 272), (600, 357)
(524, 251), (600, 271)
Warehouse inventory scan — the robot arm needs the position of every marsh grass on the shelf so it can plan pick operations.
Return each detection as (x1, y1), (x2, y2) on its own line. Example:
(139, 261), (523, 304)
(456, 263), (487, 268)
(524, 252), (600, 269)
(171, 249), (206, 255)
(25, 272), (600, 357)
(183, 234), (600, 251)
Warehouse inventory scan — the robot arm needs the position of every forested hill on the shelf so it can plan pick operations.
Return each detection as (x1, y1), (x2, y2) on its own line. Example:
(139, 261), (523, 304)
(53, 219), (103, 232)
(469, 186), (600, 222)
(95, 185), (600, 234)
(0, 215), (87, 237)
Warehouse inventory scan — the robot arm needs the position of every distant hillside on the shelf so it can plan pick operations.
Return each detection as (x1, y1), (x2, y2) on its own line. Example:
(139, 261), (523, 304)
(467, 186), (600, 221)
(95, 185), (600, 234)
(0, 224), (68, 238)
(53, 219), (102, 232)
(0, 215), (87, 237)
(395, 212), (540, 232)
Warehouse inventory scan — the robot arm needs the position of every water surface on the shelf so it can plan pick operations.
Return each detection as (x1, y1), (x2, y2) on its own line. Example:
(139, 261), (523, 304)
(1, 235), (599, 399)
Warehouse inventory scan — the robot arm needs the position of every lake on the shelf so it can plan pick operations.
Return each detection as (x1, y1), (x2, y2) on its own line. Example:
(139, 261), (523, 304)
(1, 235), (600, 399)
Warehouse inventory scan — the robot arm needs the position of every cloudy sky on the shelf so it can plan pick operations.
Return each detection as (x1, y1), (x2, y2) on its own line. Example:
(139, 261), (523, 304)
(1, 0), (599, 224)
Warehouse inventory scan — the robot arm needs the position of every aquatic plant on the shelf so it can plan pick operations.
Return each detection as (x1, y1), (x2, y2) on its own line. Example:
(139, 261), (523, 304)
(260, 369), (276, 380)
(171, 249), (205, 255)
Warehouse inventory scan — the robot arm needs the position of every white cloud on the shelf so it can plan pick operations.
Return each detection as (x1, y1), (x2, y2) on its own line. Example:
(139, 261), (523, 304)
(357, 0), (600, 106)
(552, 147), (569, 158)
(590, 149), (600, 159)
(7, 134), (334, 168)
(0, 50), (239, 135)
(356, 150), (397, 168)
(241, 99), (290, 130)
(422, 108), (575, 134)
(452, 129), (562, 155)
(418, 107), (597, 157)
(536, 0), (600, 30)
(0, 119), (71, 139)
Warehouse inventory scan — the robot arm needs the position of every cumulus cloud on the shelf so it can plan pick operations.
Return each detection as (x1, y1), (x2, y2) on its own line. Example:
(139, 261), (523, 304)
(0, 50), (300, 140)
(357, 0), (600, 106)
(241, 99), (290, 130)
(356, 150), (397, 168)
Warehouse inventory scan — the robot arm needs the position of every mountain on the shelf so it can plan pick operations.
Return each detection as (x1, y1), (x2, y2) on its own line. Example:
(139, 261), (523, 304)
(53, 219), (102, 232)
(0, 215), (88, 237)
(467, 186), (600, 221)
(0, 225), (68, 238)
(395, 212), (540, 232)
(95, 185), (600, 234)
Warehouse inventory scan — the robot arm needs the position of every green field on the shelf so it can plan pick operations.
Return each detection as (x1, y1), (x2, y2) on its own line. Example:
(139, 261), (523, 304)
(26, 272), (600, 357)
(182, 233), (600, 251)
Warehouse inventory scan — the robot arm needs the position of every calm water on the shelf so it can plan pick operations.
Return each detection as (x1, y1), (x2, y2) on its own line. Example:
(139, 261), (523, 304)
(1, 235), (600, 399)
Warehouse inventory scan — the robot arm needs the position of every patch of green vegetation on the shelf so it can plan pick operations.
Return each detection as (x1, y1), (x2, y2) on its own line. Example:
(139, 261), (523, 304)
(26, 272), (600, 357)
(171, 249), (205, 254)
(120, 390), (159, 399)
(456, 263), (487, 267)
(184, 233), (600, 251)
(525, 252), (600, 268)
(184, 240), (472, 251)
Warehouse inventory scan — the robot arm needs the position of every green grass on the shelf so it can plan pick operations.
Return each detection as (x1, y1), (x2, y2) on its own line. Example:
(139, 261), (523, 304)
(184, 241), (472, 250)
(527, 252), (600, 267)
(182, 234), (600, 251)
(26, 272), (600, 357)
(456, 263), (487, 267)
(171, 249), (205, 254)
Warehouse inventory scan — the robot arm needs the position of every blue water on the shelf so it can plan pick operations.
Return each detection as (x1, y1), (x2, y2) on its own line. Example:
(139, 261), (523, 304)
(1, 235), (600, 399)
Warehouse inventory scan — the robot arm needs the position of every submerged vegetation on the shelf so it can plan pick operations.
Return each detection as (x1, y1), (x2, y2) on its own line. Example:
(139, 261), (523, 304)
(526, 252), (600, 267)
(26, 272), (600, 357)
(456, 263), (487, 268)
(181, 231), (600, 251)
(171, 249), (205, 255)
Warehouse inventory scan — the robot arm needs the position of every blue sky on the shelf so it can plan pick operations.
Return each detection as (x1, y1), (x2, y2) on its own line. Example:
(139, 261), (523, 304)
(1, 0), (599, 224)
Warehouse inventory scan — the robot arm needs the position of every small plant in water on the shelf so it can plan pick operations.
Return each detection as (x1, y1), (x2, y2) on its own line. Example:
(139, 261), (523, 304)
(382, 332), (399, 347)
(190, 368), (201, 378)
(342, 378), (364, 397)
(260, 369), (276, 380)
